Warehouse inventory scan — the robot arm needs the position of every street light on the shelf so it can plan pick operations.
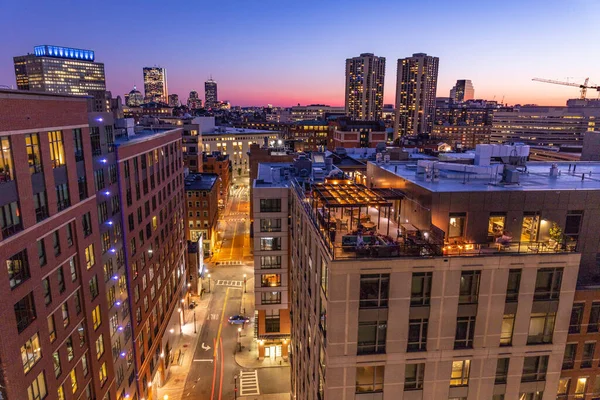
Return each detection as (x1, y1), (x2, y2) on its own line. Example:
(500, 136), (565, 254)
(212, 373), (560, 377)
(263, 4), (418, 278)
(237, 327), (242, 351)
(208, 274), (212, 293)
(187, 282), (192, 306)
(193, 310), (197, 333)
(180, 299), (185, 321)
(243, 273), (247, 294)
(177, 308), (182, 335)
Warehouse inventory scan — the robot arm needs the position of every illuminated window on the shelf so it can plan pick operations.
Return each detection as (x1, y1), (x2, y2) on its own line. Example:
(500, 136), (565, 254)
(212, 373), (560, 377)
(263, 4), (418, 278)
(48, 131), (65, 168)
(20, 332), (42, 373)
(85, 244), (95, 269)
(92, 305), (101, 330)
(450, 360), (470, 387)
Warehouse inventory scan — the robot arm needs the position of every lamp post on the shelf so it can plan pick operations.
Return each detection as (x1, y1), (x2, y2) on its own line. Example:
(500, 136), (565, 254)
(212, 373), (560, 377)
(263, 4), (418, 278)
(187, 283), (191, 307)
(177, 308), (182, 335)
(193, 310), (197, 333)
(208, 274), (211, 293)
(180, 299), (185, 322)
(243, 273), (247, 294)
(237, 327), (242, 352)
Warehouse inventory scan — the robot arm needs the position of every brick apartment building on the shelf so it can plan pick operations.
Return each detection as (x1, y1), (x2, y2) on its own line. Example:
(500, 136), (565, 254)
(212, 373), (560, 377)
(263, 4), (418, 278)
(202, 152), (231, 207)
(0, 90), (114, 400)
(115, 126), (187, 400)
(184, 173), (219, 255)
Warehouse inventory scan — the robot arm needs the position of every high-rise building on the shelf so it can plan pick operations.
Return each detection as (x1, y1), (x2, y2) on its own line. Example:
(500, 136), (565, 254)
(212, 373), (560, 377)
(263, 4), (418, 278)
(204, 79), (218, 109)
(450, 79), (475, 103)
(284, 147), (600, 399)
(345, 53), (386, 121)
(168, 94), (179, 107)
(113, 125), (187, 400)
(0, 90), (115, 400)
(143, 67), (168, 103)
(187, 91), (202, 109)
(394, 53), (439, 138)
(13, 45), (107, 112)
(126, 86), (144, 107)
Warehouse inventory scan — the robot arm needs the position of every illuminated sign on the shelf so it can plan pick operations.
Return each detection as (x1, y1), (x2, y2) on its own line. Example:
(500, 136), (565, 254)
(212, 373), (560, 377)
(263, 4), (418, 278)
(34, 45), (95, 62)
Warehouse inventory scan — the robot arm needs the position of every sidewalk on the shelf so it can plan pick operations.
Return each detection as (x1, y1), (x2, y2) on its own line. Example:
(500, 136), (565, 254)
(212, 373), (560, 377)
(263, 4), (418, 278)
(239, 394), (290, 400)
(156, 292), (212, 400)
(234, 288), (290, 370)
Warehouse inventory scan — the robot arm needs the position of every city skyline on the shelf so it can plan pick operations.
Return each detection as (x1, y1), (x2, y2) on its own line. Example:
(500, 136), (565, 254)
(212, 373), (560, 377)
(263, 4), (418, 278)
(1, 0), (599, 107)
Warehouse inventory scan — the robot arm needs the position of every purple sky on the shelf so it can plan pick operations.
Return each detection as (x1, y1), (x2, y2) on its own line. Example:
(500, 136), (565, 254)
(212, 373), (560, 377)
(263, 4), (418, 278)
(0, 0), (598, 107)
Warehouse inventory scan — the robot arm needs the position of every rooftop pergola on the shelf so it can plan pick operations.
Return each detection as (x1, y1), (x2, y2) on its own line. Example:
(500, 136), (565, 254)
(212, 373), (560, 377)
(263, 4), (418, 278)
(311, 179), (395, 236)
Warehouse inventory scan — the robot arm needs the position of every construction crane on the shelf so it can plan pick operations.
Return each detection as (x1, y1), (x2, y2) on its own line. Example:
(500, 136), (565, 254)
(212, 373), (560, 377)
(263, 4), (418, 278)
(532, 77), (600, 99)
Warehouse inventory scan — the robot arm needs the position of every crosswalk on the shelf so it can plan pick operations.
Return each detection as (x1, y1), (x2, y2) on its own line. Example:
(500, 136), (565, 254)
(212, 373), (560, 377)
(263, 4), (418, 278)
(215, 280), (243, 287)
(217, 260), (243, 266)
(239, 370), (260, 396)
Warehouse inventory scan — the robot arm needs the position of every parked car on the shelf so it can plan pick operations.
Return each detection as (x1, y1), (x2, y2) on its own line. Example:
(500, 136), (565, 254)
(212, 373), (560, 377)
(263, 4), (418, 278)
(228, 315), (250, 325)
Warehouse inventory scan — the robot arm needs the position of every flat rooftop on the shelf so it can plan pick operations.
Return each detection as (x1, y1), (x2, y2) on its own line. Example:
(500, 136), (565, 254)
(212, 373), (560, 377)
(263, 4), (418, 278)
(115, 128), (180, 146)
(254, 163), (293, 188)
(377, 161), (600, 192)
(184, 173), (219, 191)
(203, 127), (278, 135)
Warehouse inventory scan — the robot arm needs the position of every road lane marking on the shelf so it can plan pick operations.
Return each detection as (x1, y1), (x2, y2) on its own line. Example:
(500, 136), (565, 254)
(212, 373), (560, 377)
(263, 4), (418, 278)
(210, 338), (217, 400)
(218, 336), (224, 400)
(193, 359), (214, 362)
(214, 287), (230, 357)
(216, 280), (243, 287)
(239, 370), (260, 396)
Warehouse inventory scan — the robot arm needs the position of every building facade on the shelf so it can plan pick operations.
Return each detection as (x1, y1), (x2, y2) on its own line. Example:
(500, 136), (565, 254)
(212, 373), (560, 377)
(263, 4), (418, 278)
(167, 94), (179, 108)
(13, 45), (107, 112)
(431, 125), (491, 149)
(184, 173), (219, 254)
(202, 152), (231, 206)
(187, 91), (202, 110)
(450, 80), (475, 103)
(290, 105), (346, 122)
(0, 91), (115, 400)
(491, 109), (595, 148)
(114, 127), (187, 400)
(204, 79), (218, 109)
(331, 119), (387, 149)
(143, 67), (168, 103)
(286, 153), (600, 400)
(289, 121), (332, 152)
(345, 53), (386, 121)
(394, 53), (439, 138)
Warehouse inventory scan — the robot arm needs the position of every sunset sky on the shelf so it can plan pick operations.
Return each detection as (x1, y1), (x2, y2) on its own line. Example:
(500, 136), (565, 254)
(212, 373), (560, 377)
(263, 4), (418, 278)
(1, 0), (598, 107)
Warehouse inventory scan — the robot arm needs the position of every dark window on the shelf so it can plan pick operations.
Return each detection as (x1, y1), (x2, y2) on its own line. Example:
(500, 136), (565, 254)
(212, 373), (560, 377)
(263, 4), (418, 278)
(581, 342), (596, 368)
(564, 210), (583, 247)
(506, 269), (521, 302)
(55, 183), (70, 211)
(37, 239), (47, 266)
(569, 303), (585, 334)
(89, 275), (99, 299)
(259, 198), (281, 212)
(94, 169), (105, 191)
(57, 267), (65, 293)
(563, 343), (576, 369)
(66, 223), (73, 247)
(78, 176), (88, 201)
(0, 201), (22, 237)
(105, 126), (114, 153)
(357, 320), (387, 355)
(411, 272), (432, 306)
(534, 268), (563, 300)
(495, 358), (509, 384)
(128, 214), (134, 232)
(73, 128), (84, 162)
(521, 356), (548, 382)
(52, 230), (61, 256)
(7, 249), (30, 289)
(454, 316), (476, 349)
(108, 165), (117, 184)
(407, 319), (428, 352)
(97, 202), (108, 224)
(459, 270), (480, 304)
(265, 310), (280, 333)
(404, 363), (425, 390)
(33, 191), (49, 222)
(14, 292), (37, 333)
(359, 274), (389, 308)
(588, 302), (600, 333)
(43, 278), (52, 305)
(90, 127), (101, 156)
(82, 212), (92, 236)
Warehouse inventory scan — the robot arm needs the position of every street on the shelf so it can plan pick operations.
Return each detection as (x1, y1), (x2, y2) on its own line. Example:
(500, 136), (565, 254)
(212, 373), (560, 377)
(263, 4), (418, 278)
(168, 180), (290, 400)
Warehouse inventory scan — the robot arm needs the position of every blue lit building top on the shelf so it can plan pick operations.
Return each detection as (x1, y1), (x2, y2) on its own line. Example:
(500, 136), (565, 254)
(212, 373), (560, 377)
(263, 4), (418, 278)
(34, 45), (95, 61)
